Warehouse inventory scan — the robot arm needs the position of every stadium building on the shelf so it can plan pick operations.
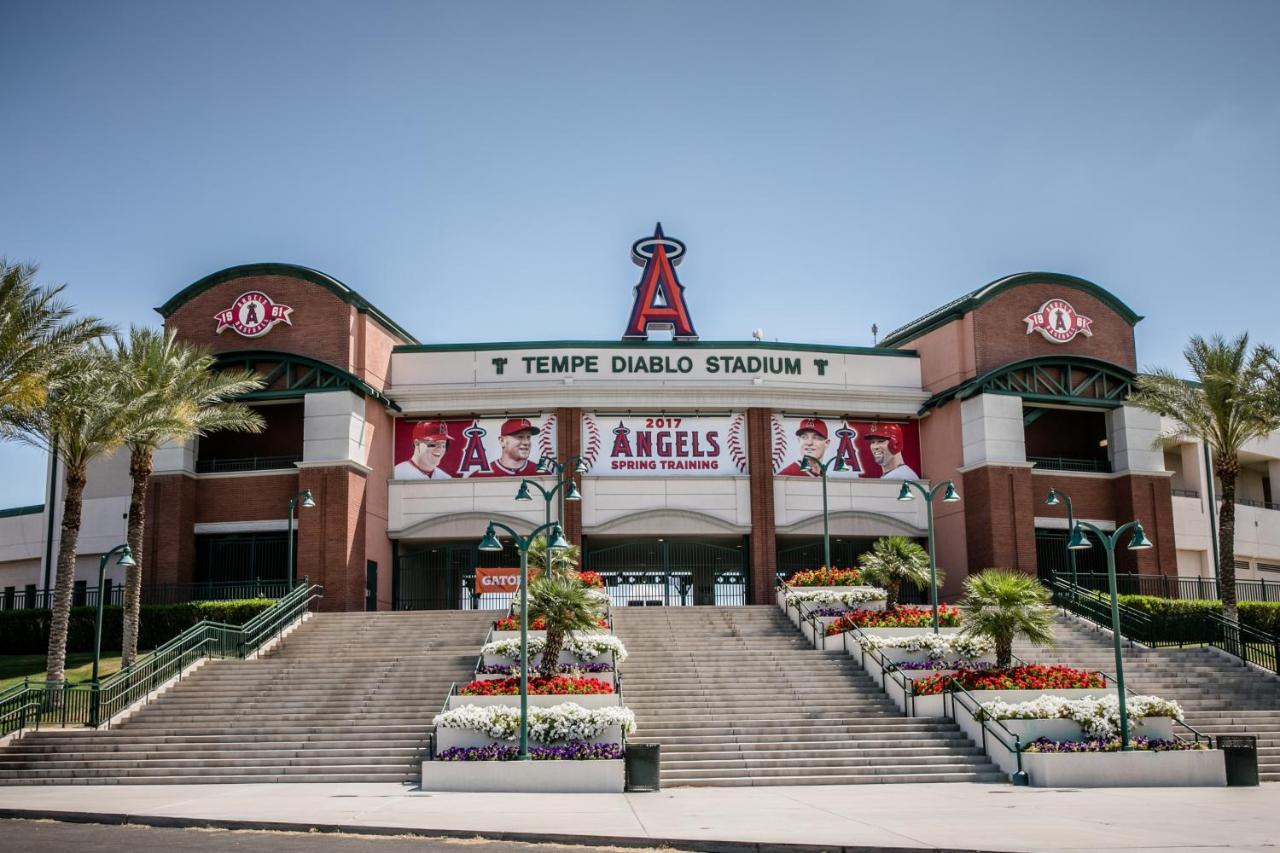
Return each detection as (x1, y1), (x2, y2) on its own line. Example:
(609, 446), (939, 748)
(3, 225), (1278, 612)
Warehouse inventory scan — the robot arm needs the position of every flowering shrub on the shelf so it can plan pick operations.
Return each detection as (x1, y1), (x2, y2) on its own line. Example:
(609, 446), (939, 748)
(493, 615), (609, 631)
(482, 633), (629, 664)
(575, 570), (605, 588)
(435, 740), (623, 761)
(785, 588), (888, 608)
(977, 694), (1183, 739)
(911, 665), (1105, 696)
(857, 633), (994, 659)
(477, 662), (612, 676)
(785, 567), (863, 587)
(1022, 736), (1204, 753)
(459, 676), (613, 696)
(824, 606), (962, 634)
(434, 702), (636, 742)
(896, 660), (996, 671)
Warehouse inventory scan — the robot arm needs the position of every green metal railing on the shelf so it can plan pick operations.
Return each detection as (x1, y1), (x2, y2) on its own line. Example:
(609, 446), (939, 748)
(1028, 455), (1111, 473)
(1, 579), (293, 611)
(0, 579), (322, 738)
(1057, 571), (1280, 603)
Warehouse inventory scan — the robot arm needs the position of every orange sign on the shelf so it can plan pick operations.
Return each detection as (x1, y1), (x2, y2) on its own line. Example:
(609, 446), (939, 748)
(476, 567), (520, 593)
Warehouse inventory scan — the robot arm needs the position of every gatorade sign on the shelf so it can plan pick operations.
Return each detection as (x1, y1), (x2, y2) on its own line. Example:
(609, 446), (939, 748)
(476, 567), (520, 593)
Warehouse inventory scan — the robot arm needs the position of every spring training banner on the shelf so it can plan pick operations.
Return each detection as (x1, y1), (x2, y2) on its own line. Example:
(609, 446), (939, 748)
(771, 415), (921, 480)
(394, 415), (558, 480)
(580, 414), (748, 475)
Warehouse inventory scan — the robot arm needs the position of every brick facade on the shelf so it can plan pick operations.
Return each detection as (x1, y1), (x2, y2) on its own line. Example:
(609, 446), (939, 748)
(556, 407), (583, 545)
(746, 408), (778, 604)
(960, 465), (1039, 575)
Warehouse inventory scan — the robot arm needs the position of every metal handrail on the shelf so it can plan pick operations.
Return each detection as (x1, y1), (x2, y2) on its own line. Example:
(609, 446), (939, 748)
(943, 678), (1028, 784)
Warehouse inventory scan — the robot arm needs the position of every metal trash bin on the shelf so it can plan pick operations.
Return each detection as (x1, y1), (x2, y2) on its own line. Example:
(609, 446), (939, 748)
(1219, 735), (1259, 786)
(625, 742), (660, 791)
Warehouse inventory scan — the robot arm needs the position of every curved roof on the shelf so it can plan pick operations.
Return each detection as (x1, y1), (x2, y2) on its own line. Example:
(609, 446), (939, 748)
(213, 349), (400, 411)
(879, 272), (1143, 348)
(156, 263), (419, 345)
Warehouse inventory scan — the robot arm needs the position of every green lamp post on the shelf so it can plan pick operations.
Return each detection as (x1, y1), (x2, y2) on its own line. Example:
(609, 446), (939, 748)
(90, 543), (136, 728)
(533, 455), (589, 524)
(286, 488), (316, 590)
(799, 455), (849, 570)
(896, 479), (960, 633)
(1067, 518), (1153, 750)
(1045, 488), (1080, 590)
(516, 458), (585, 530)
(478, 520), (572, 760)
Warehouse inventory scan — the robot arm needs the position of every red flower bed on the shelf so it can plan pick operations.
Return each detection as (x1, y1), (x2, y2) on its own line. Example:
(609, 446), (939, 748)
(458, 676), (614, 696)
(785, 567), (862, 587)
(911, 665), (1106, 696)
(575, 570), (605, 588)
(492, 615), (610, 631)
(824, 606), (962, 634)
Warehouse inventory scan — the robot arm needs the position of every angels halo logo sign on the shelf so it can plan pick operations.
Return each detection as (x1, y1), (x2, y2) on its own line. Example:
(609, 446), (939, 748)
(214, 291), (294, 338)
(1024, 298), (1093, 344)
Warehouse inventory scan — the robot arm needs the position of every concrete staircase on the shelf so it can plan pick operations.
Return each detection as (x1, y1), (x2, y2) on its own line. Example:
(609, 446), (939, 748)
(611, 606), (1005, 787)
(1015, 613), (1280, 781)
(0, 610), (492, 785)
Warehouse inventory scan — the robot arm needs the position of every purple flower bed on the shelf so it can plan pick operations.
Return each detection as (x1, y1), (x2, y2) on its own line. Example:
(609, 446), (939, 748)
(477, 662), (613, 675)
(895, 660), (996, 671)
(809, 607), (853, 618)
(435, 740), (624, 761)
(1023, 736), (1205, 753)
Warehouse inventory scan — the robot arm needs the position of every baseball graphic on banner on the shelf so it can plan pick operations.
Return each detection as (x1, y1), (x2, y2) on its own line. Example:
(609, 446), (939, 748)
(394, 415), (557, 480)
(580, 413), (748, 475)
(772, 415), (921, 480)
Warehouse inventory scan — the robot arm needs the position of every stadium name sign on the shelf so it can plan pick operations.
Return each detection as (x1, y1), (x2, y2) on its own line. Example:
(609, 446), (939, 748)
(504, 353), (808, 377)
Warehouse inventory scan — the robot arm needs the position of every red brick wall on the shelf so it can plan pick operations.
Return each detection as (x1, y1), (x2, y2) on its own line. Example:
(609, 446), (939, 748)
(1030, 472), (1118, 523)
(1112, 474), (1177, 575)
(364, 396), (395, 609)
(746, 408), (777, 604)
(961, 465), (1038, 575)
(556, 407), (583, 545)
(143, 474), (196, 586)
(193, 474), (299, 524)
(298, 466), (367, 611)
(354, 313), (401, 391)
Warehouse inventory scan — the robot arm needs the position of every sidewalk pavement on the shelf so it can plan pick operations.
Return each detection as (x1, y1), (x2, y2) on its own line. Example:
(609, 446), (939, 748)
(1, 781), (1276, 853)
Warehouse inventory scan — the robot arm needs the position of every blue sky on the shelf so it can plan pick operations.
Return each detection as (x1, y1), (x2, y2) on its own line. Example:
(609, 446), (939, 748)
(2, 0), (1279, 508)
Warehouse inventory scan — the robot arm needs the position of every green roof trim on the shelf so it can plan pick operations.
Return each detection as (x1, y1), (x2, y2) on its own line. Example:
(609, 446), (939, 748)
(393, 339), (919, 358)
(156, 263), (420, 345)
(919, 355), (1137, 414)
(213, 349), (401, 412)
(879, 272), (1144, 349)
(0, 504), (43, 519)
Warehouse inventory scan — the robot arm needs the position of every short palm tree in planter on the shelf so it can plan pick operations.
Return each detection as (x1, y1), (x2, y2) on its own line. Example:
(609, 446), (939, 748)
(959, 569), (1055, 669)
(527, 574), (607, 678)
(859, 535), (932, 609)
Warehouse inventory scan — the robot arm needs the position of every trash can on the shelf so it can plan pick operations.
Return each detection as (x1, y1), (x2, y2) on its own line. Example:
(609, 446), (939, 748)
(1219, 735), (1259, 786)
(624, 742), (660, 791)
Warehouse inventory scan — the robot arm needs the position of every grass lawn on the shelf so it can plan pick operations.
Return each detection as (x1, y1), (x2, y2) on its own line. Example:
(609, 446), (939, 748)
(0, 653), (134, 692)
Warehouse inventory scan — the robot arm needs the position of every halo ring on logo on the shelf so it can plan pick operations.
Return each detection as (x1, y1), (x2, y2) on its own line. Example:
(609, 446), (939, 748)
(631, 236), (686, 266)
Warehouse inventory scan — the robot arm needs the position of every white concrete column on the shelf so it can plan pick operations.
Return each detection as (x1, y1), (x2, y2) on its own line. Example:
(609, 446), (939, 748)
(960, 393), (1026, 467)
(1268, 460), (1280, 506)
(1179, 441), (1205, 496)
(152, 438), (196, 474)
(303, 391), (369, 466)
(1108, 404), (1164, 473)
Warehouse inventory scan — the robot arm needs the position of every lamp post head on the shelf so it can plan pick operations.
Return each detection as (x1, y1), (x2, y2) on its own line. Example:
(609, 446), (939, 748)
(514, 481), (533, 501)
(896, 482), (914, 502)
(941, 482), (961, 503)
(832, 457), (848, 472)
(478, 525), (503, 552)
(299, 489), (316, 509)
(1067, 525), (1091, 551)
(564, 480), (582, 501)
(547, 525), (571, 551)
(116, 545), (137, 568)
(1045, 488), (1060, 507)
(574, 459), (589, 475)
(536, 456), (555, 474)
(799, 457), (812, 474)
(1128, 523), (1154, 550)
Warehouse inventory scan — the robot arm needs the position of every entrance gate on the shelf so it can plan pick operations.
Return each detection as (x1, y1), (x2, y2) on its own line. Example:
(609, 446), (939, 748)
(584, 539), (748, 606)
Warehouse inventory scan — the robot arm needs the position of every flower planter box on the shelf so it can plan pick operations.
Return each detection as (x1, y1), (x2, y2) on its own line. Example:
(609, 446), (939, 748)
(929, 686), (1116, 721)
(482, 650), (614, 667)
(490, 628), (612, 641)
(783, 590), (887, 627)
(857, 626), (962, 638)
(1018, 748), (1225, 788)
(435, 723), (626, 752)
(446, 692), (621, 710)
(473, 670), (613, 683)
(420, 757), (624, 793)
(1001, 716), (1174, 744)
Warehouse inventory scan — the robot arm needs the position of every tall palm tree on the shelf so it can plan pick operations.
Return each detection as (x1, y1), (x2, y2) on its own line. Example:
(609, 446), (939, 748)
(959, 569), (1055, 669)
(858, 535), (933, 609)
(112, 328), (264, 666)
(1131, 334), (1280, 623)
(526, 575), (606, 678)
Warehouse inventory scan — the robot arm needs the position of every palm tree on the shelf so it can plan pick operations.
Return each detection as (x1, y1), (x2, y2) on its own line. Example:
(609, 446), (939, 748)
(959, 569), (1056, 669)
(1131, 334), (1280, 624)
(526, 533), (581, 579)
(526, 574), (606, 678)
(858, 535), (933, 609)
(112, 328), (265, 667)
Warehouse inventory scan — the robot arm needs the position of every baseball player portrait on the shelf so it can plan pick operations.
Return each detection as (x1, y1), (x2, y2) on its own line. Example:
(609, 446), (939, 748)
(468, 417), (542, 477)
(866, 423), (918, 479)
(395, 421), (455, 480)
(777, 417), (831, 477)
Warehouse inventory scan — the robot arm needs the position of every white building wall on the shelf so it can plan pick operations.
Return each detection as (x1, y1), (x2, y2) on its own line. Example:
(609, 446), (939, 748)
(304, 390), (369, 466)
(1108, 405), (1164, 473)
(960, 393), (1025, 467)
(774, 479), (928, 535)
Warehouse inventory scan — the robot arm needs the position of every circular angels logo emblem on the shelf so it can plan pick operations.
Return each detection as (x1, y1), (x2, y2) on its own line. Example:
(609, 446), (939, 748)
(1024, 298), (1093, 344)
(213, 291), (294, 338)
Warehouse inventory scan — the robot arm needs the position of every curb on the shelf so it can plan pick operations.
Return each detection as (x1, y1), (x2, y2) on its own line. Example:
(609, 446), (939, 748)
(0, 808), (992, 853)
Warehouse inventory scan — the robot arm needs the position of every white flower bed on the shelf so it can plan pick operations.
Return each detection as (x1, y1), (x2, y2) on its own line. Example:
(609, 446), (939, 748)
(857, 633), (994, 660)
(481, 633), (628, 664)
(978, 694), (1183, 739)
(784, 588), (888, 608)
(434, 702), (636, 742)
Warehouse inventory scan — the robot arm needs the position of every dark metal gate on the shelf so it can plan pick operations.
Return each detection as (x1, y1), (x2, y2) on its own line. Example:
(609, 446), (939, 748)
(395, 541), (521, 610)
(775, 538), (926, 604)
(584, 539), (748, 606)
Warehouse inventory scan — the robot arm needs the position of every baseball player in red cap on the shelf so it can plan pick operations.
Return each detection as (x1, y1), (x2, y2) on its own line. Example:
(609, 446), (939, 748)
(469, 417), (543, 477)
(396, 421), (455, 480)
(865, 422), (918, 479)
(777, 417), (831, 477)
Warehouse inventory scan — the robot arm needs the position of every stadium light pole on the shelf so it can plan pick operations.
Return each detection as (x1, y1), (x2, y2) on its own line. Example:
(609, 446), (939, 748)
(1067, 518), (1153, 751)
(896, 480), (960, 634)
(90, 543), (136, 728)
(286, 489), (316, 590)
(1045, 488), (1080, 591)
(799, 455), (849, 571)
(479, 520), (571, 761)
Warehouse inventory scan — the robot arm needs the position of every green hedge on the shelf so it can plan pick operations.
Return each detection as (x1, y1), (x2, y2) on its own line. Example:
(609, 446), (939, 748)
(1115, 595), (1280, 636)
(0, 599), (276, 656)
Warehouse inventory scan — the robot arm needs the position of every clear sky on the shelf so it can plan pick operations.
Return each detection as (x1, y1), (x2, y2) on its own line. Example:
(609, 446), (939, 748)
(2, 0), (1279, 508)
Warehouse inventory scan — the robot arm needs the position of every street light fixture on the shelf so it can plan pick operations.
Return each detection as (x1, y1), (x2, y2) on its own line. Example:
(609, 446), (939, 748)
(1067, 518), (1153, 751)
(798, 455), (849, 571)
(286, 488), (316, 590)
(896, 479), (961, 633)
(531, 455), (588, 528)
(90, 543), (136, 728)
(478, 519), (571, 760)
(1045, 488), (1080, 590)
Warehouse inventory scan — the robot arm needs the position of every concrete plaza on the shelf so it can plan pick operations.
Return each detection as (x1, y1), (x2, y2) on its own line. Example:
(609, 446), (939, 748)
(0, 782), (1276, 852)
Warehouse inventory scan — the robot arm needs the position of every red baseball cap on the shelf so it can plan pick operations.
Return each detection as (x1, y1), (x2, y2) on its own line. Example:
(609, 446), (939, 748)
(411, 421), (451, 443)
(500, 417), (541, 437)
(795, 417), (828, 439)
(866, 422), (905, 454)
